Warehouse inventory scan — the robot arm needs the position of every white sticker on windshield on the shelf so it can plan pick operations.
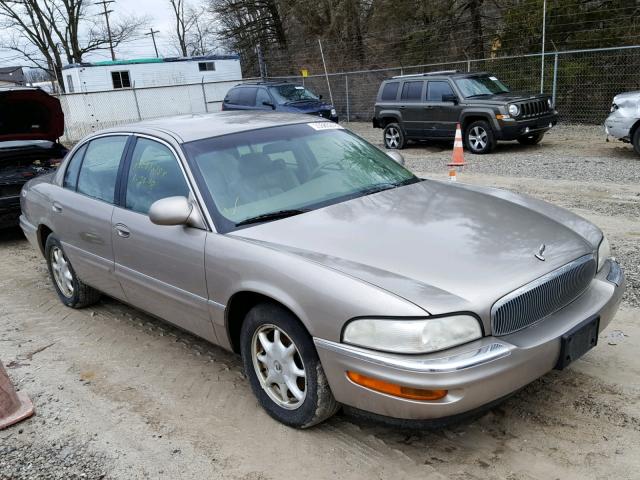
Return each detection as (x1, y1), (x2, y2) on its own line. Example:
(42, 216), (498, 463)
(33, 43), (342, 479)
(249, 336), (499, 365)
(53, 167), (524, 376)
(307, 122), (344, 130)
(295, 86), (304, 89)
(489, 76), (498, 81)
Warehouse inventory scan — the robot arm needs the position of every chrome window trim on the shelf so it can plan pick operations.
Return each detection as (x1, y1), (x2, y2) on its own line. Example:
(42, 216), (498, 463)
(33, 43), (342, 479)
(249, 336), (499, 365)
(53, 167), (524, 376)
(490, 254), (596, 335)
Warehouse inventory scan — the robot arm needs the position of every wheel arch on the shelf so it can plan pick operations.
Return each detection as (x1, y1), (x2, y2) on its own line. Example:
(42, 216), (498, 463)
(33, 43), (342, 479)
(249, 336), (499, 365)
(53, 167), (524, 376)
(225, 290), (310, 354)
(37, 223), (54, 256)
(377, 112), (402, 128)
(630, 118), (640, 141)
(460, 111), (497, 131)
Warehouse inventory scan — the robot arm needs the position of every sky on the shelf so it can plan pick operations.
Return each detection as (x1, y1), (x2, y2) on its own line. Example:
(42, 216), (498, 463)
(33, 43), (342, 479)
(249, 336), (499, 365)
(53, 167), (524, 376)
(0, 0), (193, 68)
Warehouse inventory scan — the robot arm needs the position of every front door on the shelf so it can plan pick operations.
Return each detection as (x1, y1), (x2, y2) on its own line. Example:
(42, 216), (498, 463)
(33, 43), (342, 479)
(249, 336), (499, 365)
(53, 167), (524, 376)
(111, 136), (215, 342)
(424, 80), (462, 138)
(52, 135), (130, 299)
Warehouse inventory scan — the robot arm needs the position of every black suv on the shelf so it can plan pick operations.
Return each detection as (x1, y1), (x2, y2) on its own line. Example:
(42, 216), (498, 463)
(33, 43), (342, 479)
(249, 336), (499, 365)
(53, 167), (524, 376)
(373, 71), (558, 154)
(222, 81), (339, 122)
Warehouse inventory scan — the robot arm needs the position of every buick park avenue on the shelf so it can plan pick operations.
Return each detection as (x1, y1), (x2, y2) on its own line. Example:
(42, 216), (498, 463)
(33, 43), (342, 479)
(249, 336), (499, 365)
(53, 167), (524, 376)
(20, 112), (624, 428)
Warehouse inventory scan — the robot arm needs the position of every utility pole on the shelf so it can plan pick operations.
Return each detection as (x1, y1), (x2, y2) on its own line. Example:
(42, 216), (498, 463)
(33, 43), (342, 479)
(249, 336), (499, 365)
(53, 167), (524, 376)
(145, 28), (160, 57)
(540, 0), (547, 93)
(256, 44), (267, 80)
(95, 0), (116, 60)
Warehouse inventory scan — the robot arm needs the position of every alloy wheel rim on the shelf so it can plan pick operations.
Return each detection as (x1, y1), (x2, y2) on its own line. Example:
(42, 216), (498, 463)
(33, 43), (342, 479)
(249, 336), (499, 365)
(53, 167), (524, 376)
(251, 324), (307, 410)
(469, 126), (488, 151)
(385, 127), (400, 148)
(50, 246), (74, 298)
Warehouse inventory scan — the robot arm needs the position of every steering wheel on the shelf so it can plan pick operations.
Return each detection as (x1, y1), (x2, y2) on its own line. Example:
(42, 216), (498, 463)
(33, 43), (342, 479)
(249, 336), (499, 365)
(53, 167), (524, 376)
(308, 161), (344, 179)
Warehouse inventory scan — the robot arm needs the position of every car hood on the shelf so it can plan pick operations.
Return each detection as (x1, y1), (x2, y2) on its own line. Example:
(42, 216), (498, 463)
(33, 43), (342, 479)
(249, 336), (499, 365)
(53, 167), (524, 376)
(466, 92), (550, 106)
(279, 101), (333, 114)
(0, 88), (64, 142)
(231, 180), (598, 322)
(613, 91), (640, 103)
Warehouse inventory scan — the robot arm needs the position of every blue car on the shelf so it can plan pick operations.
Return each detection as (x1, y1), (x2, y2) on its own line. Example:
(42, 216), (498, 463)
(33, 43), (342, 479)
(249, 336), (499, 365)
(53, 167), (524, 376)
(222, 81), (339, 122)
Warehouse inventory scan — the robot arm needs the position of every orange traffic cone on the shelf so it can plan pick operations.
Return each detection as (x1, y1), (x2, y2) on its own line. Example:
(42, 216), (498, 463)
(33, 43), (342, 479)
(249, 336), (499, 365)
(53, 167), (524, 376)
(448, 123), (466, 167)
(0, 359), (34, 430)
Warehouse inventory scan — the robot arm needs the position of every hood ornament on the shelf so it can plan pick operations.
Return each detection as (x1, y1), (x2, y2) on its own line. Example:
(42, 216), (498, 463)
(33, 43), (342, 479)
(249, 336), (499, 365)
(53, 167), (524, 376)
(535, 244), (546, 261)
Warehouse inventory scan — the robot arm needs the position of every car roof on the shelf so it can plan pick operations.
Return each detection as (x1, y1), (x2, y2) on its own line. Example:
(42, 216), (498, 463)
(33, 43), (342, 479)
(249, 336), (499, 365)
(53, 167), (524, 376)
(234, 81), (295, 87)
(96, 111), (328, 143)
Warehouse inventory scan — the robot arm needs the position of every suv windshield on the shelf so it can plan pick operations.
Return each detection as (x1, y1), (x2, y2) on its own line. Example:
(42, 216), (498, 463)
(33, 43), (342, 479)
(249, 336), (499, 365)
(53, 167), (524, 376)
(183, 123), (418, 231)
(269, 85), (319, 104)
(454, 75), (510, 98)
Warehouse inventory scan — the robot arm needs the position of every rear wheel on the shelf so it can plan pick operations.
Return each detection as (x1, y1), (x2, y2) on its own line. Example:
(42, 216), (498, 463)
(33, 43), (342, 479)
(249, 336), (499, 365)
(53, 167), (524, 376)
(633, 128), (640, 155)
(464, 120), (495, 154)
(383, 123), (406, 149)
(45, 234), (101, 308)
(517, 132), (545, 145)
(240, 302), (339, 428)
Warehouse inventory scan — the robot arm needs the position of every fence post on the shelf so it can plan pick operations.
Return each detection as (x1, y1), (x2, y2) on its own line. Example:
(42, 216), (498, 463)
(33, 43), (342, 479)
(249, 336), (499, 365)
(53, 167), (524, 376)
(132, 84), (142, 120)
(201, 78), (209, 113)
(345, 74), (350, 122)
(467, 60), (471, 72)
(552, 53), (559, 107)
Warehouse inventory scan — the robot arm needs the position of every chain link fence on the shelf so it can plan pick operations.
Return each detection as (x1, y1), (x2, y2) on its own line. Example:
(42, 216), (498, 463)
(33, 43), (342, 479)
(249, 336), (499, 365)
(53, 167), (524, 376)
(56, 45), (640, 142)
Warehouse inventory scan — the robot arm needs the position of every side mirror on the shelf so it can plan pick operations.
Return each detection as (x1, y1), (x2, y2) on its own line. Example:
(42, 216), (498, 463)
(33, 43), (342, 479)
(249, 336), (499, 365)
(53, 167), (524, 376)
(262, 101), (275, 110)
(386, 151), (405, 166)
(442, 93), (458, 104)
(149, 196), (193, 226)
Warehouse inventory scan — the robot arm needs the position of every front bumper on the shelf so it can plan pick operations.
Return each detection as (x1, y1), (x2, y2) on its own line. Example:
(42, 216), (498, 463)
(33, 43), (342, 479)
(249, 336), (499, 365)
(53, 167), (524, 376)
(315, 259), (625, 420)
(496, 112), (558, 140)
(604, 111), (635, 141)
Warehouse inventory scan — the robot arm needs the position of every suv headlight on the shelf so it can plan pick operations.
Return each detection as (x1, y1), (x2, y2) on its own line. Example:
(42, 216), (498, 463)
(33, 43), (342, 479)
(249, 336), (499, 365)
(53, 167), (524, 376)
(343, 315), (482, 354)
(597, 235), (611, 271)
(330, 108), (337, 117)
(547, 98), (553, 109)
(508, 104), (520, 116)
(610, 103), (618, 112)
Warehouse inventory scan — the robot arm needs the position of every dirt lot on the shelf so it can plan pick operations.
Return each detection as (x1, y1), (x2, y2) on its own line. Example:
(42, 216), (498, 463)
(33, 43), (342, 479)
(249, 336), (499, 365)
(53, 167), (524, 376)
(1, 124), (639, 480)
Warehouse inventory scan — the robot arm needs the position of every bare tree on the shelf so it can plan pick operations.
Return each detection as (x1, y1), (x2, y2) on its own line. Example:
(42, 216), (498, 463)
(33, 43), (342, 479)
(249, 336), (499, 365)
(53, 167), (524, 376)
(0, 0), (146, 92)
(168, 0), (195, 56)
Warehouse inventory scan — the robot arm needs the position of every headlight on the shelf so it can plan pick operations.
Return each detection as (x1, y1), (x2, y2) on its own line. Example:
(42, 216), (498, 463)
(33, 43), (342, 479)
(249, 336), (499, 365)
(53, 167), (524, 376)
(330, 108), (337, 117)
(547, 98), (553, 108)
(508, 104), (520, 116)
(610, 103), (618, 112)
(597, 235), (611, 271)
(343, 315), (482, 354)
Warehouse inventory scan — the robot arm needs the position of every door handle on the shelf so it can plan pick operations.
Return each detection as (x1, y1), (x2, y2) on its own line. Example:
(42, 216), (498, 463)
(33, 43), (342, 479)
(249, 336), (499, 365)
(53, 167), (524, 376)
(52, 202), (62, 213)
(399, 105), (406, 109)
(114, 223), (130, 238)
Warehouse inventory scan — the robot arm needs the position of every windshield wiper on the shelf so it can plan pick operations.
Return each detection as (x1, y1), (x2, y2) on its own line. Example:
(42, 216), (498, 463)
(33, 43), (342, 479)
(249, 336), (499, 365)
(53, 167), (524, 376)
(465, 93), (492, 98)
(235, 209), (310, 227)
(358, 178), (418, 196)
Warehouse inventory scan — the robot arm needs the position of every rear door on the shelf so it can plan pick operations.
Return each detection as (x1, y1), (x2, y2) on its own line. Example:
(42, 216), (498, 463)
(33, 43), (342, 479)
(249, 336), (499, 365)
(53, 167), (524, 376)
(398, 80), (426, 137)
(110, 135), (216, 342)
(52, 134), (130, 298)
(424, 80), (462, 138)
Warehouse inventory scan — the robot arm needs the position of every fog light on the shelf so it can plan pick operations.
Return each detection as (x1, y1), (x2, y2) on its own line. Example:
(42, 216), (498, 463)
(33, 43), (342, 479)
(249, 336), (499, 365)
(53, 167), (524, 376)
(524, 127), (530, 134)
(346, 371), (448, 401)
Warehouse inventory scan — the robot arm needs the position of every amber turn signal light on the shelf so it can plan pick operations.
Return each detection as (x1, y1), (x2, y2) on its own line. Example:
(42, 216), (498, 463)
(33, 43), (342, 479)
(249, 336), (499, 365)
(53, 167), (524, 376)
(346, 371), (447, 401)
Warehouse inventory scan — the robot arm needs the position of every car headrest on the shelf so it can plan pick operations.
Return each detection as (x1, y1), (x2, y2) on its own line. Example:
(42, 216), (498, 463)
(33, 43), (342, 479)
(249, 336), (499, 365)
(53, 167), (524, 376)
(262, 141), (292, 155)
(239, 152), (273, 175)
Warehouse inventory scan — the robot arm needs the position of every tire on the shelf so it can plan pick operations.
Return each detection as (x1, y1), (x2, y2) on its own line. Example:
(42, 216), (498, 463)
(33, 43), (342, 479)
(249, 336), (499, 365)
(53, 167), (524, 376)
(517, 132), (545, 145)
(45, 234), (101, 308)
(464, 120), (495, 154)
(240, 302), (340, 428)
(383, 123), (406, 149)
(633, 128), (640, 156)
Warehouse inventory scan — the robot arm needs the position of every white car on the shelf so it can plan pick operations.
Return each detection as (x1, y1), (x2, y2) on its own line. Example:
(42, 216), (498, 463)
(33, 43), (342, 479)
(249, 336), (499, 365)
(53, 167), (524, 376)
(605, 91), (640, 155)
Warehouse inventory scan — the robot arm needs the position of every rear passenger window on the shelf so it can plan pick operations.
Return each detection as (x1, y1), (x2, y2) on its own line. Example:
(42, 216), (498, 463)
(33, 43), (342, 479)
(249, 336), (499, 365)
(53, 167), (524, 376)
(381, 82), (399, 101)
(63, 144), (87, 190)
(125, 138), (190, 215)
(235, 88), (258, 106)
(401, 81), (423, 101)
(427, 81), (455, 102)
(77, 136), (128, 203)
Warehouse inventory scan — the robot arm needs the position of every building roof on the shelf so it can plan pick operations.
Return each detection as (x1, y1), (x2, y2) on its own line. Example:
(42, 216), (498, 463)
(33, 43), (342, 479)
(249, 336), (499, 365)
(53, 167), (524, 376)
(0, 66), (25, 85)
(62, 54), (240, 70)
(97, 111), (324, 143)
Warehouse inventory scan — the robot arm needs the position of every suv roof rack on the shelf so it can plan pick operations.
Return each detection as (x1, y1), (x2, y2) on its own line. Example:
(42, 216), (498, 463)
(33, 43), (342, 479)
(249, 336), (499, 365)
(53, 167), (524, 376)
(391, 70), (461, 79)
(240, 80), (291, 85)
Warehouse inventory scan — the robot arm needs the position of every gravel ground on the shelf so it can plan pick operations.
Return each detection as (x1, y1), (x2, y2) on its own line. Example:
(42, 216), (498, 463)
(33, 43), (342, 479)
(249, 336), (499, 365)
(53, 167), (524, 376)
(1, 123), (638, 479)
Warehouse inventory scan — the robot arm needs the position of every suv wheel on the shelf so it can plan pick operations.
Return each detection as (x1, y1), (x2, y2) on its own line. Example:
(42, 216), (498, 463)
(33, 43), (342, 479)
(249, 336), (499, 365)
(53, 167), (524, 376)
(240, 302), (340, 428)
(45, 234), (101, 308)
(465, 120), (495, 154)
(633, 128), (640, 155)
(383, 123), (406, 149)
(517, 132), (545, 145)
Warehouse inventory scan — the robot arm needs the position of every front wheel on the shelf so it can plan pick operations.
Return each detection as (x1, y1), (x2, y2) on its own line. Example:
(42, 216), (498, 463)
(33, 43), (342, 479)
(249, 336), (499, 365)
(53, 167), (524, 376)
(240, 303), (340, 428)
(383, 123), (406, 149)
(464, 120), (495, 154)
(633, 128), (640, 155)
(517, 132), (545, 145)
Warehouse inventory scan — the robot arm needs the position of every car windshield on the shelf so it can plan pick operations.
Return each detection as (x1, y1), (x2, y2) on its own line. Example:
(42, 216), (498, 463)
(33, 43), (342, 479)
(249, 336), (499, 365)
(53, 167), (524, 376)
(182, 123), (418, 232)
(454, 75), (510, 97)
(269, 85), (319, 104)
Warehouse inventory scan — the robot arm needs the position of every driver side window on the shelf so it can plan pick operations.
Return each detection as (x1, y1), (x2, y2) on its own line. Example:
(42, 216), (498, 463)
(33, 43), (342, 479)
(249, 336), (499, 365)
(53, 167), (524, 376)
(124, 138), (190, 215)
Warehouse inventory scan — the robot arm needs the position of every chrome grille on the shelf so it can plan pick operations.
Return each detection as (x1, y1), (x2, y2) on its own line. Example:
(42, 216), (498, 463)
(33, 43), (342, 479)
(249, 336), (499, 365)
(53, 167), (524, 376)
(491, 255), (596, 336)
